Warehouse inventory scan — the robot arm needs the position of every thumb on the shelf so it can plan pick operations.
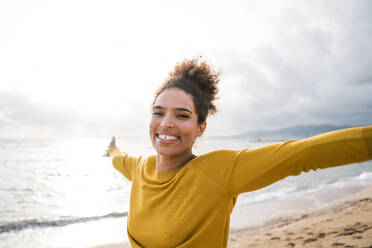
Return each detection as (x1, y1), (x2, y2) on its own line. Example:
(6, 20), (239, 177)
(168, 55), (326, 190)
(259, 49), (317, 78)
(111, 136), (116, 146)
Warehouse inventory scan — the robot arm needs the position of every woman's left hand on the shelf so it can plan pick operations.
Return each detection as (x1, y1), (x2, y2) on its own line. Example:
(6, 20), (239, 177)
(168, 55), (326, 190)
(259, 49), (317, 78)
(103, 136), (117, 157)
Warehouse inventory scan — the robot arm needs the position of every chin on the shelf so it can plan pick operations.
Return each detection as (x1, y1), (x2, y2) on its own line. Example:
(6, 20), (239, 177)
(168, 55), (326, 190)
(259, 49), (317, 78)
(155, 147), (179, 157)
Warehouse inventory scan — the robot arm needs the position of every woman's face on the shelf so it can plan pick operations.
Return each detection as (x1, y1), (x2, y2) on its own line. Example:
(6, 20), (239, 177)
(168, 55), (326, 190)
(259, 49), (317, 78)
(149, 88), (205, 158)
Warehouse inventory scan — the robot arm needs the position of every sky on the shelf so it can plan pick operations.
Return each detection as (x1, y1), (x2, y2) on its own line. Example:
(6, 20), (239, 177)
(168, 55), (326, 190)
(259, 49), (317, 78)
(0, 0), (371, 140)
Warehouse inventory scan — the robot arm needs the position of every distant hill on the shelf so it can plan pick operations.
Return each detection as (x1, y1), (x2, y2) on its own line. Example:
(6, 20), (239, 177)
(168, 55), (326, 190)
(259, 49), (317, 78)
(257, 124), (351, 139)
(210, 124), (354, 140)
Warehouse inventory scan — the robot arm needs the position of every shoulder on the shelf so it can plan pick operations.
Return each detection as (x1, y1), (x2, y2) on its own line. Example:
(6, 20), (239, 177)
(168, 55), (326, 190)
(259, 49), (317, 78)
(199, 149), (240, 159)
(138, 154), (155, 166)
(187, 150), (241, 193)
(193, 149), (240, 167)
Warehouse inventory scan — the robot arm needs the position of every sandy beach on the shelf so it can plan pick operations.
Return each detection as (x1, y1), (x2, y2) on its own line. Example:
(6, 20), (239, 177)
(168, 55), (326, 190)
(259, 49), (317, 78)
(90, 186), (372, 248)
(229, 186), (372, 248)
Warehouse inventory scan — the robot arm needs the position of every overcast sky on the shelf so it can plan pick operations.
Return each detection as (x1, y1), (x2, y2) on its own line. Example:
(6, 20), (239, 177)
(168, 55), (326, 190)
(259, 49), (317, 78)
(0, 0), (371, 140)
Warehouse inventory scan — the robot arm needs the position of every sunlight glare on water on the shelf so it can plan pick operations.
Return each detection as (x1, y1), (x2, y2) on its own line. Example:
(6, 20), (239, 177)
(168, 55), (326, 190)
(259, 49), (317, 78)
(0, 137), (134, 247)
(48, 138), (130, 217)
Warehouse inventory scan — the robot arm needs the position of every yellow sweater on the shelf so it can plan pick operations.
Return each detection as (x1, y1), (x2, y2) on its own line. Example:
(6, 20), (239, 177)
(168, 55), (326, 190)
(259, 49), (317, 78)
(109, 126), (372, 248)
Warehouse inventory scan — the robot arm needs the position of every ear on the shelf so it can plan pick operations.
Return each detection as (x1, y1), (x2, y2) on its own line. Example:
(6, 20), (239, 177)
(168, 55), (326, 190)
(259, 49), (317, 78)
(197, 121), (207, 137)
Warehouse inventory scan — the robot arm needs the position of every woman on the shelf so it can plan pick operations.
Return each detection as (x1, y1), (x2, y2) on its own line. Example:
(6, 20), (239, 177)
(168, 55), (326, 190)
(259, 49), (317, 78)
(104, 58), (372, 248)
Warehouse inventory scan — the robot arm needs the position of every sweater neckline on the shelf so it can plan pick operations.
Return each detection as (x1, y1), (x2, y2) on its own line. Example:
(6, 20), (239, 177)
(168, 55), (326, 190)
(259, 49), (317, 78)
(153, 155), (201, 179)
(156, 166), (183, 178)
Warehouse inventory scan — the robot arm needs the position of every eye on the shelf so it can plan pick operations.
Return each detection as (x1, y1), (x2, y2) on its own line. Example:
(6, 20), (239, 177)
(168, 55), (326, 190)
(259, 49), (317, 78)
(152, 112), (163, 116)
(177, 114), (190, 119)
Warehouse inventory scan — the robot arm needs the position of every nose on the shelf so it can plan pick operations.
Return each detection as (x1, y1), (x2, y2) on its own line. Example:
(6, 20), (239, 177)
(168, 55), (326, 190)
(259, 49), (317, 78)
(160, 113), (174, 128)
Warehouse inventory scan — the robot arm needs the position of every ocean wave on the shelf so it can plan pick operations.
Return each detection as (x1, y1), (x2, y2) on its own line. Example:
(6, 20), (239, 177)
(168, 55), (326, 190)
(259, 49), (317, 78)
(0, 211), (128, 234)
(238, 171), (372, 206)
(358, 172), (372, 180)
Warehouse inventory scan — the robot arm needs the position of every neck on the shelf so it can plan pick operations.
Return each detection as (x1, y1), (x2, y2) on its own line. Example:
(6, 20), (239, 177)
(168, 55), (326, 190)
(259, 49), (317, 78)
(156, 151), (196, 173)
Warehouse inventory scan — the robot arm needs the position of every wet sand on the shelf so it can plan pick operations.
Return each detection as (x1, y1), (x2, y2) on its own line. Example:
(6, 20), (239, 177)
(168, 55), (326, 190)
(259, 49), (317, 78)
(229, 186), (372, 248)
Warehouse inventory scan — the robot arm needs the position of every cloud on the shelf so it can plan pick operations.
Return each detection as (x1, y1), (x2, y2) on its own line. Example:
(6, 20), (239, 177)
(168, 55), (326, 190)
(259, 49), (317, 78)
(0, 91), (82, 139)
(0, 91), (149, 140)
(0, 92), (78, 126)
(203, 1), (372, 134)
(1, 0), (371, 139)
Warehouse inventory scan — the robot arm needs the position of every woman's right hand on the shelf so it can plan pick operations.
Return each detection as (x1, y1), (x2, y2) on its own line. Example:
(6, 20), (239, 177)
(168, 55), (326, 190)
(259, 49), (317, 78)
(103, 136), (117, 157)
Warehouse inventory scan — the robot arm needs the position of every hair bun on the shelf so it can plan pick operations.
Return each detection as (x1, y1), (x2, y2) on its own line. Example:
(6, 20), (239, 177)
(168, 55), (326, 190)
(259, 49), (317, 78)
(169, 57), (220, 107)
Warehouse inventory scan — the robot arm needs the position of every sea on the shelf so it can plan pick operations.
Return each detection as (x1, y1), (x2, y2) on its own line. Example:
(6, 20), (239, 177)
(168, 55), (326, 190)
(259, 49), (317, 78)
(1, 135), (372, 248)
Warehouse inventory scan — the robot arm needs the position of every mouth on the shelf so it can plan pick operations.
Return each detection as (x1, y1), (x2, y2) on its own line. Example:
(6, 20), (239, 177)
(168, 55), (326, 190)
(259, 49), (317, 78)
(156, 133), (180, 143)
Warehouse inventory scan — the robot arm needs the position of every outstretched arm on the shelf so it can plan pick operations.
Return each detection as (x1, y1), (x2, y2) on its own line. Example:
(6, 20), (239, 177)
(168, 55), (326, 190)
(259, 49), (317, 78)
(227, 126), (372, 194)
(103, 136), (140, 181)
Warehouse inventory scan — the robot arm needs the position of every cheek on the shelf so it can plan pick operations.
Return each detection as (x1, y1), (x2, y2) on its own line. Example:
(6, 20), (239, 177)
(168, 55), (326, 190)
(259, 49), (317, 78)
(149, 118), (158, 133)
(179, 123), (199, 138)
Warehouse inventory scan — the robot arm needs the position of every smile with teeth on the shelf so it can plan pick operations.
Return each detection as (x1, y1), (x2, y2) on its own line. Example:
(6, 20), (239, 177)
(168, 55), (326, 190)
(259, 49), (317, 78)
(157, 134), (179, 141)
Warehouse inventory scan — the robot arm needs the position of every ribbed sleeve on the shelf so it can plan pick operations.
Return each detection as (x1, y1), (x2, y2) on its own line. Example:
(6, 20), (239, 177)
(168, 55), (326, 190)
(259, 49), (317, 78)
(109, 147), (141, 181)
(363, 126), (372, 156)
(226, 126), (372, 194)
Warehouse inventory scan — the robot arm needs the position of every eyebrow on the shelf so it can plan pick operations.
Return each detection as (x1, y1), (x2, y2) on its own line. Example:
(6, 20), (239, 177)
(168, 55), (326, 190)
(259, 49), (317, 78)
(153, 105), (192, 114)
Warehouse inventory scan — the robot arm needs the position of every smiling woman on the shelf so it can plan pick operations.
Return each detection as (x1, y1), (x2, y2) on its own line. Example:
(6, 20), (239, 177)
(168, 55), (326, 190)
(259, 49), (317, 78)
(104, 58), (372, 248)
(149, 58), (218, 173)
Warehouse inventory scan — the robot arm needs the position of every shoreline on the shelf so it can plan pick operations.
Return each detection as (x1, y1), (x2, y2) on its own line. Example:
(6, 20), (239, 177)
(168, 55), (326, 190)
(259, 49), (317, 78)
(230, 182), (372, 228)
(89, 185), (372, 248)
(229, 186), (372, 247)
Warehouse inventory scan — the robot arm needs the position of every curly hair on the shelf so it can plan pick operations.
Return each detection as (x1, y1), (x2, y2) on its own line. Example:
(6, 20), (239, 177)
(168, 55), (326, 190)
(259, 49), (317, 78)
(153, 58), (220, 124)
